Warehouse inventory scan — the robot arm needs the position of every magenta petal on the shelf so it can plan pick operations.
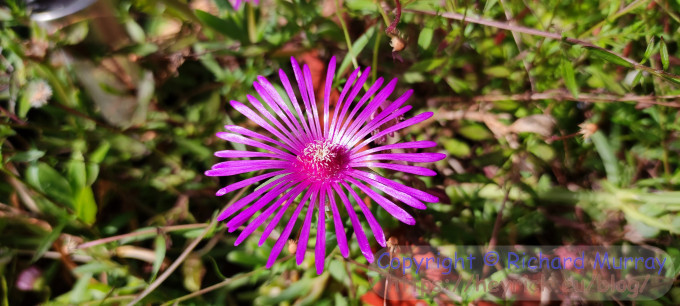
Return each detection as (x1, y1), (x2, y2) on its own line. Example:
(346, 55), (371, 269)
(329, 67), (360, 139)
(253, 79), (303, 134)
(232, 99), (303, 151)
(327, 187), (349, 257)
(332, 183), (375, 263)
(265, 191), (309, 269)
(348, 172), (426, 209)
(204, 162), (287, 177)
(352, 141), (437, 159)
(333, 76), (383, 142)
(351, 162), (437, 176)
(322, 56), (336, 138)
(214, 150), (281, 159)
(303, 65), (323, 137)
(211, 159), (287, 170)
(216, 175), (290, 221)
(260, 185), (316, 246)
(215, 170), (288, 196)
(344, 177), (416, 225)
(336, 77), (396, 143)
(296, 187), (318, 265)
(278, 69), (313, 138)
(354, 153), (447, 163)
(315, 188), (326, 274)
(351, 111), (433, 152)
(330, 66), (371, 142)
(226, 180), (301, 230)
(340, 182), (386, 247)
(234, 182), (308, 246)
(350, 169), (439, 202)
(215, 132), (293, 158)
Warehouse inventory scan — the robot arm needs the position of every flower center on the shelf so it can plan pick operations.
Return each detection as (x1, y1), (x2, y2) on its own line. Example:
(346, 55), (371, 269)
(295, 140), (349, 182)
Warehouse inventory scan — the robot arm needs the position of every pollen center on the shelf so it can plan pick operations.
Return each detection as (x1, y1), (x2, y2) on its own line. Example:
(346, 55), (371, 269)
(295, 140), (349, 182)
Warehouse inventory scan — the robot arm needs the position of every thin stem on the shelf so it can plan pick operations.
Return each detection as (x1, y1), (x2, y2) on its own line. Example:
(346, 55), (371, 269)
(385, 0), (401, 36)
(126, 186), (250, 305)
(405, 8), (680, 82)
(77, 223), (208, 249)
(160, 255), (293, 306)
(427, 89), (680, 108)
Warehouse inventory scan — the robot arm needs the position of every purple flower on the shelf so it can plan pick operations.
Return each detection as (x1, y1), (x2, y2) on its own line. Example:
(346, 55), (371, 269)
(229, 0), (259, 10)
(207, 56), (445, 274)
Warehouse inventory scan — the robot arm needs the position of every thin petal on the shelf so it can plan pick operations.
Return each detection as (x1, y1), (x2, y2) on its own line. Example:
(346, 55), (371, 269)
(216, 175), (292, 221)
(323, 57), (336, 138)
(215, 150), (282, 159)
(303, 64), (323, 137)
(216, 132), (294, 159)
(226, 179), (302, 230)
(279, 69), (313, 138)
(234, 181), (309, 245)
(336, 77), (395, 143)
(215, 170), (289, 196)
(349, 111), (432, 153)
(351, 141), (437, 159)
(265, 188), (311, 268)
(347, 172), (426, 209)
(205, 161), (288, 177)
(330, 67), (371, 142)
(260, 185), (316, 246)
(327, 186), (349, 258)
(350, 161), (437, 176)
(290, 57), (320, 139)
(315, 187), (326, 274)
(353, 153), (447, 163)
(339, 182), (386, 247)
(350, 169), (439, 202)
(329, 67), (361, 140)
(332, 183), (375, 263)
(253, 80), (307, 142)
(344, 177), (416, 225)
(296, 187), (318, 264)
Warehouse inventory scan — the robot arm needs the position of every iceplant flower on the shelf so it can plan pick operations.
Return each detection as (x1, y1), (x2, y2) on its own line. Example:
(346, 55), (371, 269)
(206, 56), (445, 274)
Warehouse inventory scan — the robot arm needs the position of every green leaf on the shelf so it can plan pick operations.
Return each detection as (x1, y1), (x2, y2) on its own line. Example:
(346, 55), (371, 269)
(410, 58), (446, 72)
(90, 141), (110, 164)
(641, 37), (655, 64)
(125, 19), (146, 44)
(586, 47), (633, 68)
(74, 187), (97, 225)
(32, 220), (66, 263)
(336, 26), (377, 81)
(67, 152), (87, 190)
(418, 27), (434, 50)
(660, 37), (669, 71)
(9, 149), (44, 162)
(25, 162), (73, 206)
(194, 9), (247, 43)
(591, 131), (620, 186)
(151, 235), (166, 281)
(562, 58), (578, 98)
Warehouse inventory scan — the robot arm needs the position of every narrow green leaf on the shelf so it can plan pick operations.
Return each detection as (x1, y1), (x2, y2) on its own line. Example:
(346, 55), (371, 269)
(586, 47), (633, 68)
(67, 152), (87, 190)
(632, 70), (643, 87)
(641, 37), (655, 64)
(74, 187), (97, 225)
(418, 27), (434, 50)
(562, 59), (579, 98)
(151, 235), (166, 281)
(32, 220), (66, 263)
(194, 9), (246, 43)
(591, 131), (620, 186)
(336, 26), (376, 81)
(660, 37), (669, 71)
(25, 162), (73, 206)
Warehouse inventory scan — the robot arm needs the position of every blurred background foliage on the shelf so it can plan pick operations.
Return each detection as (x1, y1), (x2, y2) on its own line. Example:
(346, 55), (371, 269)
(1, 0), (680, 304)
